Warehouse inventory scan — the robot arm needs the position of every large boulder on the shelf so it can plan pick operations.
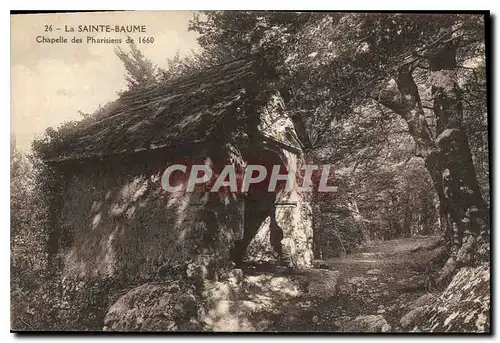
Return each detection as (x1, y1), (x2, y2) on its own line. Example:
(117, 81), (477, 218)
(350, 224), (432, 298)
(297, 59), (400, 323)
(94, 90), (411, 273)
(404, 263), (490, 332)
(297, 269), (339, 298)
(103, 281), (201, 332)
(400, 293), (439, 330)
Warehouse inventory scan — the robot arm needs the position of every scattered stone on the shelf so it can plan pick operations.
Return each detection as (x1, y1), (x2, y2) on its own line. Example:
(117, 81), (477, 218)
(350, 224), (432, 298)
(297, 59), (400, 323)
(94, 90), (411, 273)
(343, 315), (389, 332)
(299, 301), (312, 308)
(387, 305), (397, 312)
(312, 259), (331, 269)
(230, 269), (244, 285)
(366, 269), (382, 275)
(349, 276), (367, 285)
(400, 306), (428, 329)
(333, 316), (351, 328)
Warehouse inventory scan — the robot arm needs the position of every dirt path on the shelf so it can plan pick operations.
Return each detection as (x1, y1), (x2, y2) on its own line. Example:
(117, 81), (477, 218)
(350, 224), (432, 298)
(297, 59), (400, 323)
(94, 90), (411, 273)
(267, 235), (442, 332)
(101, 235), (447, 332)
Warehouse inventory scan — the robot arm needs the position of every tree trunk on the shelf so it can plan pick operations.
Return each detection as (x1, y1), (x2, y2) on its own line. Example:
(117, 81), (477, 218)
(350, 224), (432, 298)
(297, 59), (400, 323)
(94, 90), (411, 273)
(377, 45), (489, 283)
(426, 39), (490, 282)
(429, 40), (489, 237)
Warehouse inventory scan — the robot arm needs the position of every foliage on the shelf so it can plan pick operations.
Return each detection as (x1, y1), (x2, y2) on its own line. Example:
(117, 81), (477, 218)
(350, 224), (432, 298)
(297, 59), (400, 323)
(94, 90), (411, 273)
(115, 40), (157, 90)
(11, 268), (125, 331)
(187, 11), (489, 256)
(11, 139), (50, 329)
(10, 140), (44, 270)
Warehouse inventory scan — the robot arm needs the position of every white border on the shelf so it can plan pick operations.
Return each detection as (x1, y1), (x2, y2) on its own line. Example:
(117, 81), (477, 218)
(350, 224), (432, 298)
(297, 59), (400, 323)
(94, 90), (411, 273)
(3, 1), (498, 342)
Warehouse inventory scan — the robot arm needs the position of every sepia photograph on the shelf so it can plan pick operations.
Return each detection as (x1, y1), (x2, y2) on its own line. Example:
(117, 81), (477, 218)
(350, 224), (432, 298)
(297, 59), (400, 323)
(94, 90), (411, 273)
(10, 10), (490, 333)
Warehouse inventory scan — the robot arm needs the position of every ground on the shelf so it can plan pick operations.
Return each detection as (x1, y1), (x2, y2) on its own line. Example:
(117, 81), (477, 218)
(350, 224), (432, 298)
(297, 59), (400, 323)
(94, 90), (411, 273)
(264, 235), (442, 332)
(105, 235), (489, 332)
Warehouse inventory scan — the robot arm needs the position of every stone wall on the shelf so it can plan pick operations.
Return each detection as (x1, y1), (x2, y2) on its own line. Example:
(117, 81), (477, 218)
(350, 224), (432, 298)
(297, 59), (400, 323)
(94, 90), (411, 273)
(56, 150), (242, 282)
(244, 93), (314, 269)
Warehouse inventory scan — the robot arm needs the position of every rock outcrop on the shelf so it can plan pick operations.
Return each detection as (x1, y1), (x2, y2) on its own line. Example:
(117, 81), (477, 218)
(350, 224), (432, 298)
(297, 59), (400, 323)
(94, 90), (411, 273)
(103, 281), (202, 331)
(400, 263), (490, 332)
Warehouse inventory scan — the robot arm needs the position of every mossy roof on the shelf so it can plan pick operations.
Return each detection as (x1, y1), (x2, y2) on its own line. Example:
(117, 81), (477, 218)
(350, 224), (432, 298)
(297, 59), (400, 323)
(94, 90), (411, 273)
(43, 57), (269, 162)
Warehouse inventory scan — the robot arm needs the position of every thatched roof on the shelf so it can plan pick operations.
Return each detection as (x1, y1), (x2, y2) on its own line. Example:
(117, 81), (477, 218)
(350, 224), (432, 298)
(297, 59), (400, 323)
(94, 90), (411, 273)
(42, 57), (274, 162)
